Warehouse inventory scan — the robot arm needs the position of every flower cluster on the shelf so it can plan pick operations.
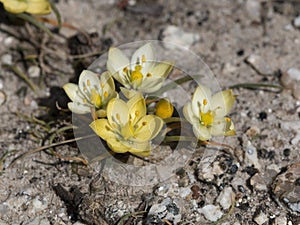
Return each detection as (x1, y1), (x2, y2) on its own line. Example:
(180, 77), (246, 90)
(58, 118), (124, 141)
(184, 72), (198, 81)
(63, 43), (236, 157)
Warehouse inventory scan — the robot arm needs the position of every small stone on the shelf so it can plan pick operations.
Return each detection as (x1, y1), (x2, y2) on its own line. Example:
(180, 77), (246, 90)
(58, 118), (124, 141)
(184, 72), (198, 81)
(245, 54), (273, 76)
(217, 187), (234, 210)
(281, 121), (300, 145)
(28, 66), (40, 78)
(281, 68), (300, 99)
(250, 173), (267, 191)
(162, 25), (200, 50)
(0, 91), (6, 106)
(198, 205), (223, 222)
(272, 162), (300, 213)
(253, 211), (268, 225)
(244, 141), (261, 170)
(1, 54), (12, 65)
(246, 0), (261, 23)
(293, 15), (300, 28)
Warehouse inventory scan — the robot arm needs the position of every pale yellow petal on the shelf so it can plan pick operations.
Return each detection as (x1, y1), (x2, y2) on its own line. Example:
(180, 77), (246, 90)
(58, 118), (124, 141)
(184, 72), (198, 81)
(192, 85), (212, 115)
(211, 89), (235, 117)
(107, 98), (129, 126)
(107, 47), (130, 76)
(127, 93), (146, 124)
(139, 76), (164, 93)
(183, 102), (198, 124)
(106, 138), (130, 153)
(67, 102), (90, 114)
(89, 119), (115, 141)
(26, 0), (51, 14)
(151, 61), (174, 78)
(131, 43), (155, 71)
(3, 0), (27, 13)
(78, 70), (100, 95)
(100, 71), (115, 93)
(63, 83), (79, 102)
(134, 115), (164, 141)
(125, 141), (151, 153)
(120, 87), (138, 99)
(193, 123), (211, 141)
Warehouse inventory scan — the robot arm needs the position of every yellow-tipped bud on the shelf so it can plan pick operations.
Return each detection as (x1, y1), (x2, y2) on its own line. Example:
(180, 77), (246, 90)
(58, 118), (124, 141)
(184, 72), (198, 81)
(155, 99), (174, 119)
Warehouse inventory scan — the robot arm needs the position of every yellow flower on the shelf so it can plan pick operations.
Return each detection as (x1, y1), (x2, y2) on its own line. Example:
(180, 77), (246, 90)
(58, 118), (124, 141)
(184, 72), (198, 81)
(183, 85), (236, 141)
(0, 0), (51, 14)
(155, 99), (174, 119)
(63, 70), (117, 117)
(107, 43), (174, 98)
(90, 93), (164, 157)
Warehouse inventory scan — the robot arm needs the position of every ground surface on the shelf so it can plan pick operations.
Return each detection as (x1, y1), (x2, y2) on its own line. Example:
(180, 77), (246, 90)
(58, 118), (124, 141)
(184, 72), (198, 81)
(0, 0), (300, 225)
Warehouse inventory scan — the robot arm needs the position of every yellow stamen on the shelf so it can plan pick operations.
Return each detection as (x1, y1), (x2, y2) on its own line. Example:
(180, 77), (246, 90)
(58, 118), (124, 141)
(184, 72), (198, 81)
(142, 121), (147, 126)
(142, 55), (146, 63)
(225, 117), (231, 122)
(200, 111), (214, 127)
(87, 79), (91, 86)
(135, 111), (139, 117)
(203, 99), (208, 106)
(131, 65), (143, 82)
(146, 73), (152, 77)
(123, 67), (128, 74)
(100, 82), (104, 88)
(104, 91), (108, 98)
(90, 89), (102, 108)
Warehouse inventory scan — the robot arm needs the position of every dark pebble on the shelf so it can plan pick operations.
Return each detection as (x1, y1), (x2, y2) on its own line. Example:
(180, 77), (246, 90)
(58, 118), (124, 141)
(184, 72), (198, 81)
(283, 148), (291, 157)
(295, 178), (300, 186)
(236, 49), (244, 56)
(238, 185), (245, 193)
(258, 111), (267, 121)
(166, 202), (179, 215)
(228, 164), (239, 174)
(242, 166), (258, 176)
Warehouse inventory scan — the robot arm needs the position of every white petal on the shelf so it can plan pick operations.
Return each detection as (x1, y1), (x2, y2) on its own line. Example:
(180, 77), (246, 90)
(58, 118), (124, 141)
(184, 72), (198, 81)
(183, 102), (198, 124)
(78, 70), (101, 99)
(211, 89), (235, 117)
(67, 102), (90, 114)
(193, 123), (211, 141)
(63, 83), (79, 102)
(107, 47), (130, 75)
(191, 85), (212, 116)
(131, 43), (155, 71)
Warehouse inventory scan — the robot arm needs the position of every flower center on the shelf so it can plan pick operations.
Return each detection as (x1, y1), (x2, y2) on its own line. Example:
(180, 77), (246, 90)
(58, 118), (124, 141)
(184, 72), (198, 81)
(131, 65), (143, 81)
(200, 111), (214, 127)
(90, 89), (102, 108)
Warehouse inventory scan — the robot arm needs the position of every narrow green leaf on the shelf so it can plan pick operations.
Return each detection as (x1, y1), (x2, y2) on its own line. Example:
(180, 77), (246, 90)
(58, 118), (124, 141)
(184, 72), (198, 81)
(16, 13), (53, 37)
(229, 82), (283, 90)
(49, 0), (62, 29)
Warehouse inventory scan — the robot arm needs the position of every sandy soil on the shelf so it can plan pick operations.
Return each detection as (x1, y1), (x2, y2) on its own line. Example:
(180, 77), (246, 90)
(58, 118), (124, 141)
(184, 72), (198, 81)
(0, 0), (299, 224)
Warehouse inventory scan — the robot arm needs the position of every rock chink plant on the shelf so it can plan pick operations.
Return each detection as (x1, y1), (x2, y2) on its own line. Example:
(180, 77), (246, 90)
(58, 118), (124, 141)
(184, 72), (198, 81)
(63, 43), (236, 159)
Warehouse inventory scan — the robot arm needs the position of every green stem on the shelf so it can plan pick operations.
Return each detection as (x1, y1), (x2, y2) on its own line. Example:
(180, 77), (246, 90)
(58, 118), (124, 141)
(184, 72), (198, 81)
(164, 117), (185, 123)
(16, 13), (53, 37)
(229, 82), (283, 90)
(49, 0), (62, 30)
